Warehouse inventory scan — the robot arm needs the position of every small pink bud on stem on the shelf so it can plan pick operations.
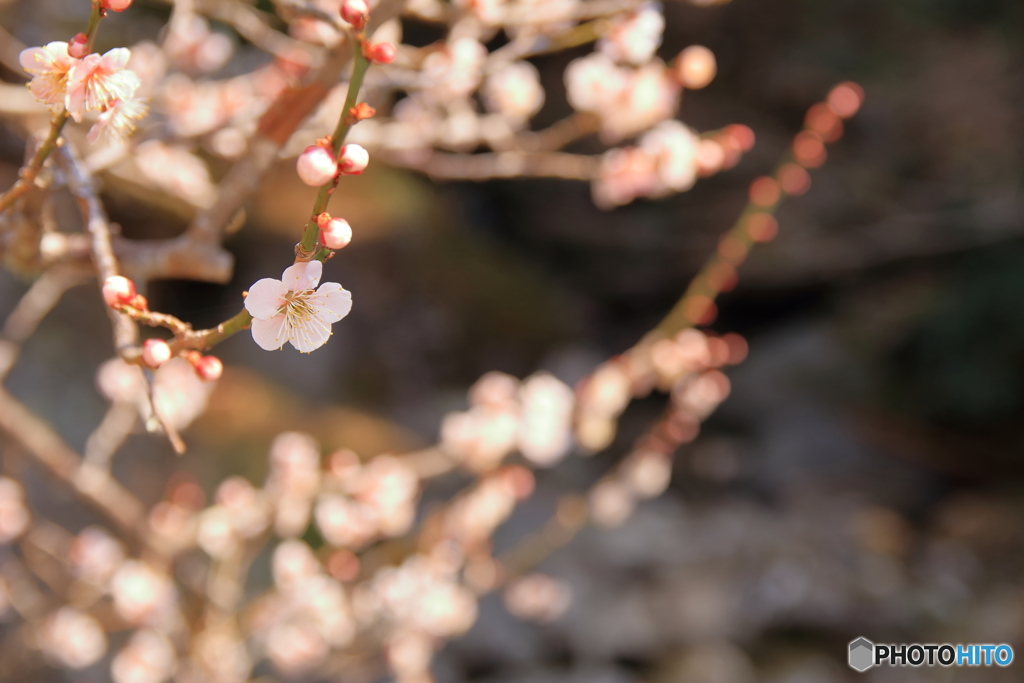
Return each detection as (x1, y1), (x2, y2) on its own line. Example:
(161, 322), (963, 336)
(296, 145), (338, 187)
(350, 103), (376, 121)
(338, 144), (369, 175)
(363, 42), (396, 64)
(68, 33), (89, 59)
(319, 217), (353, 250)
(193, 355), (223, 382)
(340, 0), (370, 29)
(141, 339), (173, 368)
(102, 276), (137, 308)
(101, 0), (133, 11)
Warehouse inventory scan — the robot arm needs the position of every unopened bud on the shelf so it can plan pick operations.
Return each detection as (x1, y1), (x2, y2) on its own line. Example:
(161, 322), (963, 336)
(340, 0), (370, 29)
(296, 145), (338, 187)
(319, 218), (353, 250)
(102, 276), (136, 308)
(350, 103), (376, 121)
(193, 356), (223, 382)
(141, 339), (172, 369)
(101, 0), (133, 11)
(338, 144), (369, 175)
(364, 42), (396, 64)
(68, 33), (89, 59)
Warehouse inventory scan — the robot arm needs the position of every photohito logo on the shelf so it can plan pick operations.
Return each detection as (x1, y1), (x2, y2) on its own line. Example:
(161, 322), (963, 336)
(848, 638), (1013, 672)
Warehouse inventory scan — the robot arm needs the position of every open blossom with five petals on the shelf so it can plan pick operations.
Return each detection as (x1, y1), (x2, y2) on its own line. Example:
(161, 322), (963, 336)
(66, 48), (140, 122)
(20, 42), (78, 111)
(244, 261), (352, 353)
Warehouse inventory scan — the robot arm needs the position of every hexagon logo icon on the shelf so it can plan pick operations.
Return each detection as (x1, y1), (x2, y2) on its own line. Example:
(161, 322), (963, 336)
(849, 637), (875, 672)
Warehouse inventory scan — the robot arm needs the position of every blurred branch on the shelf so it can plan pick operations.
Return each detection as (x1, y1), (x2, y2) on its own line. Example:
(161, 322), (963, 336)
(56, 144), (139, 356)
(387, 150), (599, 181)
(0, 23), (28, 75)
(0, 387), (150, 547)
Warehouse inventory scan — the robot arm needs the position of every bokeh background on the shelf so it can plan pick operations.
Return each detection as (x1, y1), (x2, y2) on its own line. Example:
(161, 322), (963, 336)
(2, 0), (1024, 681)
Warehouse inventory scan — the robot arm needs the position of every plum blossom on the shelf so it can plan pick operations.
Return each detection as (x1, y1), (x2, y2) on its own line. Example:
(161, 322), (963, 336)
(87, 96), (149, 143)
(244, 260), (352, 353)
(66, 48), (140, 122)
(19, 42), (78, 111)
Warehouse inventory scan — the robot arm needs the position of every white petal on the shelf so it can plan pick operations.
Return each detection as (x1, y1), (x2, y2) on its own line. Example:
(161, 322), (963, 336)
(100, 47), (131, 71)
(245, 278), (287, 319)
(288, 315), (332, 353)
(281, 260), (322, 293)
(251, 315), (288, 351)
(310, 282), (352, 323)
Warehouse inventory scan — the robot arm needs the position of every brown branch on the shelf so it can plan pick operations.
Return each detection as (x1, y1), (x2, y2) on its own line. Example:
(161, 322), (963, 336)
(0, 387), (150, 546)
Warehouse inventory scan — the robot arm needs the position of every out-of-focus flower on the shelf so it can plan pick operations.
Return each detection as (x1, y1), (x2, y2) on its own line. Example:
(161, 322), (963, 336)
(602, 60), (679, 142)
(135, 141), (217, 208)
(387, 629), (434, 680)
(102, 275), (137, 307)
(192, 355), (223, 381)
(152, 357), (216, 429)
(111, 561), (177, 626)
(504, 573), (572, 622)
(266, 621), (328, 675)
(111, 629), (177, 683)
(69, 526), (125, 586)
(599, 5), (665, 65)
(196, 506), (238, 558)
(674, 45), (717, 89)
(620, 449), (673, 498)
(245, 260), (353, 353)
(20, 42), (78, 111)
(272, 539), (322, 593)
(340, 0), (370, 28)
(142, 339), (172, 369)
(164, 15), (233, 74)
(40, 607), (107, 669)
(216, 476), (271, 538)
(296, 145), (338, 187)
(422, 38), (486, 102)
(315, 494), (379, 547)
(565, 52), (627, 114)
(589, 478), (635, 528)
(0, 477), (29, 543)
(192, 624), (252, 683)
(87, 96), (149, 144)
(66, 48), (140, 122)
(640, 119), (700, 195)
(518, 373), (574, 466)
(483, 61), (545, 125)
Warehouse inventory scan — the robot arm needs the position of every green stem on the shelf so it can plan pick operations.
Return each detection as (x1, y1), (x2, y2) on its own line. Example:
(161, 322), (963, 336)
(195, 308), (253, 349)
(0, 0), (106, 215)
(299, 46), (371, 256)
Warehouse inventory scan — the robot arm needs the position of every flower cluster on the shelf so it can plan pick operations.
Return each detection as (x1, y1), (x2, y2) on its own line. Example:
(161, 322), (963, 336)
(20, 39), (148, 143)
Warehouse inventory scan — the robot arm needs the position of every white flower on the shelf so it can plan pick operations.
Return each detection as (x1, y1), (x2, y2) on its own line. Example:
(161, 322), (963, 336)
(244, 260), (352, 353)
(87, 96), (149, 143)
(19, 42), (78, 111)
(66, 48), (140, 122)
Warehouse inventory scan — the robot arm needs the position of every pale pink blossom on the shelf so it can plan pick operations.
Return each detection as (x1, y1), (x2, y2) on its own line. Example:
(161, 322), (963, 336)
(102, 275), (137, 307)
(111, 630), (177, 683)
(41, 608), (107, 669)
(103, 0), (134, 11)
(69, 526), (125, 586)
(244, 260), (352, 353)
(601, 60), (679, 142)
(66, 48), (140, 122)
(564, 52), (626, 113)
(87, 97), (149, 143)
(599, 5), (665, 65)
(19, 42), (78, 111)
(639, 119), (700, 195)
(483, 61), (545, 125)
(504, 573), (572, 622)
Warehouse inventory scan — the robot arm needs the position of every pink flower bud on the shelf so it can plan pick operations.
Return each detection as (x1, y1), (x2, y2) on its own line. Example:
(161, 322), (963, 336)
(102, 276), (136, 308)
(296, 145), (338, 187)
(365, 42), (396, 64)
(68, 33), (89, 59)
(102, 0), (133, 11)
(340, 0), (370, 29)
(141, 339), (172, 369)
(338, 144), (369, 175)
(194, 356), (223, 382)
(319, 218), (352, 250)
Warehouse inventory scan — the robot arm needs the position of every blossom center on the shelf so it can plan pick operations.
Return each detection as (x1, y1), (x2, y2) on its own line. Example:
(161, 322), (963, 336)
(282, 289), (316, 326)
